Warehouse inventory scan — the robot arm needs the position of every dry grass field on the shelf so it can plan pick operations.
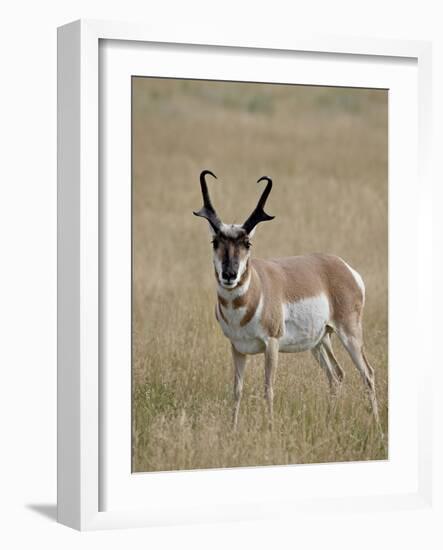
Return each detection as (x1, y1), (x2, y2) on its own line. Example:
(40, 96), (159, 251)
(132, 78), (388, 472)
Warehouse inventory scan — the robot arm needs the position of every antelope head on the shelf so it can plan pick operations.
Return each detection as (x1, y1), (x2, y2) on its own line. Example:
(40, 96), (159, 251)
(193, 170), (274, 289)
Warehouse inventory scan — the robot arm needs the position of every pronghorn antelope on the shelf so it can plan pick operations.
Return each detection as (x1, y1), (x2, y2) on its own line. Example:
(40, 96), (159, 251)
(194, 170), (380, 430)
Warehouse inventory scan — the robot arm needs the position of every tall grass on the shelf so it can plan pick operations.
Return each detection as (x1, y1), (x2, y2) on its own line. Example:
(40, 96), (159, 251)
(132, 79), (388, 472)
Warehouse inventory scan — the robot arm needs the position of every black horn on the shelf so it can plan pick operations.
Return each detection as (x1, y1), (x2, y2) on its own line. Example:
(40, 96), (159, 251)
(193, 170), (222, 232)
(242, 176), (275, 234)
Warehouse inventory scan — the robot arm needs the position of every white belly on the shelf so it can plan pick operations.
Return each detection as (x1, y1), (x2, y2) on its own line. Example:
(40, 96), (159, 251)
(231, 338), (266, 355)
(217, 293), (330, 355)
(278, 294), (330, 352)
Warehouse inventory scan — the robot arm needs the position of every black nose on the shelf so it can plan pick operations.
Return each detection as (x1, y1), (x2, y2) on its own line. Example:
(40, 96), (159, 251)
(222, 269), (237, 281)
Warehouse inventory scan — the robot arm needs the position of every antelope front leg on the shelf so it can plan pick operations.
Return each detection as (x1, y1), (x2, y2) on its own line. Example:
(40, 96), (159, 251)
(264, 338), (279, 428)
(231, 344), (247, 430)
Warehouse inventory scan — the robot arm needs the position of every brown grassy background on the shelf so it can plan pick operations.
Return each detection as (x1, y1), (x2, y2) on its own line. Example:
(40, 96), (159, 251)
(132, 78), (388, 472)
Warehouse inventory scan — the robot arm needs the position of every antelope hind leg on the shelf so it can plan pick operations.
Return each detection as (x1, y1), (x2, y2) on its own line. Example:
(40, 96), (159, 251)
(336, 326), (382, 436)
(322, 332), (345, 384)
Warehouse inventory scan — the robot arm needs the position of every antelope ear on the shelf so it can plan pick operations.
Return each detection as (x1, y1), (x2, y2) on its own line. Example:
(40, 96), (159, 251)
(207, 224), (217, 237)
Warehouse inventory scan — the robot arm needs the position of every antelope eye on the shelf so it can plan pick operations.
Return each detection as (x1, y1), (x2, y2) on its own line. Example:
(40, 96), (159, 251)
(244, 240), (251, 249)
(211, 238), (219, 249)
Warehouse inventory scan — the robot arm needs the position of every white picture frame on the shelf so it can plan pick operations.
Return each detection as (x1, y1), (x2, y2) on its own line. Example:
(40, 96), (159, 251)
(57, 19), (433, 531)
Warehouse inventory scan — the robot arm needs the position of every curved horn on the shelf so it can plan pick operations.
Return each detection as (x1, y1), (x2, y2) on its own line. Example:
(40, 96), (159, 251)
(193, 170), (222, 231)
(242, 176), (275, 234)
